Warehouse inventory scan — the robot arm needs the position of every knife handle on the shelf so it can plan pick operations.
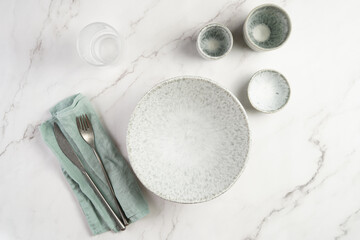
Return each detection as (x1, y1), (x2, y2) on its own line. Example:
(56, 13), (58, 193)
(82, 171), (126, 231)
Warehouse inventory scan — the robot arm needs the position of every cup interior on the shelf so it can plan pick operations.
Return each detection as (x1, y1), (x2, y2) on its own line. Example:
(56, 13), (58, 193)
(246, 5), (291, 50)
(198, 25), (232, 59)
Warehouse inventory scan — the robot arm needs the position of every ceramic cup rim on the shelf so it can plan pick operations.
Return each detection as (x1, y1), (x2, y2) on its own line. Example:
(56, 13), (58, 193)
(243, 4), (292, 51)
(248, 69), (291, 113)
(196, 23), (233, 60)
(126, 75), (251, 204)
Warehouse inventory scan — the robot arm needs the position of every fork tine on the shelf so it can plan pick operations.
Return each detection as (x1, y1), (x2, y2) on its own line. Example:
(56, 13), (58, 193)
(84, 115), (88, 130)
(83, 114), (89, 129)
(82, 114), (87, 129)
(76, 117), (81, 131)
(85, 114), (92, 129)
(80, 115), (86, 130)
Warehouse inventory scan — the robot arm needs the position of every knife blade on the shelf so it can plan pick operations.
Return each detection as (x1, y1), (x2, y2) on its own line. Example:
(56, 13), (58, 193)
(53, 123), (85, 172)
(53, 122), (126, 231)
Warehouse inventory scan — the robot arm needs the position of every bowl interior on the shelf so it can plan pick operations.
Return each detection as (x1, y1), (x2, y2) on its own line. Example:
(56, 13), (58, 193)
(248, 70), (290, 113)
(127, 77), (250, 203)
(246, 5), (290, 49)
(198, 25), (232, 58)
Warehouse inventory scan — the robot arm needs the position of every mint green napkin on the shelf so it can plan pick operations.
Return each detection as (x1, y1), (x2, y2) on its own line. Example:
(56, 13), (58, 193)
(40, 94), (148, 235)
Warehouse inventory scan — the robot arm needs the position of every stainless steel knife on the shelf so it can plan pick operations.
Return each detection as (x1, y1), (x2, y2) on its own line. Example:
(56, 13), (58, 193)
(53, 122), (126, 231)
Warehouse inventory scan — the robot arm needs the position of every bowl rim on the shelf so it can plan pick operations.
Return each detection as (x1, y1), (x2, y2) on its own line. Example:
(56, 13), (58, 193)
(126, 76), (251, 204)
(196, 23), (234, 60)
(243, 4), (292, 51)
(247, 69), (291, 113)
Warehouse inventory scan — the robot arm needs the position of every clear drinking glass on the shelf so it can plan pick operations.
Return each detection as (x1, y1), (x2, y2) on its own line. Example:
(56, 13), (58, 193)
(77, 22), (123, 66)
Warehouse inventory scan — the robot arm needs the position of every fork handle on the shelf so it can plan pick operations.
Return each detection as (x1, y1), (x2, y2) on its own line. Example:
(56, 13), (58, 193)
(92, 148), (129, 226)
(82, 171), (126, 231)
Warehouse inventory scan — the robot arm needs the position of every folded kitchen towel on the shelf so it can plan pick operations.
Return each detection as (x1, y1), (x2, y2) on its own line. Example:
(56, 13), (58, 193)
(39, 94), (148, 235)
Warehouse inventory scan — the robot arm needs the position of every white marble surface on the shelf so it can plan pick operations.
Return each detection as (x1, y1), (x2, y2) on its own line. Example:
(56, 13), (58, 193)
(1, 0), (360, 239)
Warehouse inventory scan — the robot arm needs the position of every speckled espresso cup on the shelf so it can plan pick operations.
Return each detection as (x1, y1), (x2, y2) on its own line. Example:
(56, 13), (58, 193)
(248, 69), (290, 113)
(243, 4), (291, 51)
(197, 23), (233, 60)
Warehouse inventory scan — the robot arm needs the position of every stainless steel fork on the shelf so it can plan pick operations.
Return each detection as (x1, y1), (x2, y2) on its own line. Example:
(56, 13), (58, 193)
(76, 114), (129, 227)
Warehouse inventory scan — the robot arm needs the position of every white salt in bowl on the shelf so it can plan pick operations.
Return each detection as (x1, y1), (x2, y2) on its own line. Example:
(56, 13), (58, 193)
(248, 69), (290, 113)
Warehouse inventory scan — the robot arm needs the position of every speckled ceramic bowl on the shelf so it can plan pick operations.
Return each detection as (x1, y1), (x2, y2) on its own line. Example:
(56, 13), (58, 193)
(197, 23), (233, 60)
(244, 4), (291, 51)
(248, 70), (290, 113)
(127, 76), (250, 203)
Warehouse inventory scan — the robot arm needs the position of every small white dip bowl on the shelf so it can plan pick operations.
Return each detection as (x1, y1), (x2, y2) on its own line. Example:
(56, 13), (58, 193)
(248, 69), (290, 113)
